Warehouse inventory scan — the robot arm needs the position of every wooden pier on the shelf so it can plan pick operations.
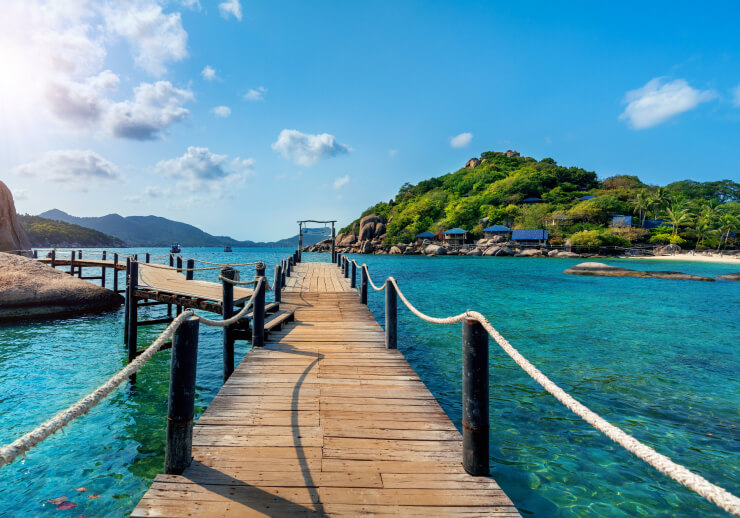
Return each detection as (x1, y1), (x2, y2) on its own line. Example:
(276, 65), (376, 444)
(132, 261), (519, 517)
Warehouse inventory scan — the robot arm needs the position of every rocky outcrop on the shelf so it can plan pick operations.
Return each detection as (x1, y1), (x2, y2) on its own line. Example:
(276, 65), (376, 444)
(358, 214), (387, 242)
(339, 233), (357, 246)
(505, 150), (520, 157)
(424, 244), (446, 256)
(0, 181), (31, 252)
(465, 158), (480, 169)
(467, 247), (482, 256)
(564, 262), (714, 282)
(389, 246), (402, 255)
(0, 252), (124, 322)
(654, 244), (681, 255)
(517, 249), (543, 257)
(716, 272), (740, 281)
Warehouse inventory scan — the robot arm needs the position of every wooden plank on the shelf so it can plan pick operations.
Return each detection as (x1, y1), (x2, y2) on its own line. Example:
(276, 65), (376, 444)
(132, 261), (519, 517)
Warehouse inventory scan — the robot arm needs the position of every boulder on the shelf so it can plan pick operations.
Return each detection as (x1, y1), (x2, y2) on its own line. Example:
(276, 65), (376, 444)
(358, 214), (386, 241)
(483, 246), (499, 256)
(374, 222), (386, 236)
(340, 233), (357, 246)
(334, 233), (344, 246)
(468, 247), (483, 256)
(491, 235), (506, 243)
(564, 262), (714, 282)
(403, 247), (418, 255)
(495, 246), (515, 257)
(389, 246), (402, 255)
(360, 240), (374, 254)
(654, 244), (681, 255)
(424, 244), (446, 256)
(548, 250), (560, 257)
(517, 249), (543, 257)
(0, 181), (31, 252)
(465, 158), (480, 169)
(557, 251), (581, 258)
(0, 252), (124, 322)
(716, 272), (740, 281)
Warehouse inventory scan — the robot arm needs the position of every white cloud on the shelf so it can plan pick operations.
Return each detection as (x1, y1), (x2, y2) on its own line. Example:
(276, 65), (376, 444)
(201, 65), (217, 81)
(181, 0), (201, 10)
(388, 149), (399, 158)
(218, 0), (242, 20)
(333, 175), (350, 189)
(211, 105), (232, 118)
(619, 78), (715, 129)
(144, 185), (169, 197)
(12, 150), (120, 183)
(105, 81), (194, 140)
(155, 146), (254, 198)
(104, 2), (188, 76)
(272, 129), (351, 166)
(732, 84), (740, 107)
(13, 188), (29, 201)
(45, 70), (119, 126)
(244, 86), (267, 101)
(450, 132), (473, 148)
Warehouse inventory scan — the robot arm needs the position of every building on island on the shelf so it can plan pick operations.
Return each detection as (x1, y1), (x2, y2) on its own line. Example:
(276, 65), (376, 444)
(483, 225), (510, 239)
(443, 228), (467, 248)
(511, 229), (548, 247)
(643, 219), (669, 229)
(415, 231), (436, 244)
(522, 197), (542, 204)
(611, 215), (633, 227)
(578, 195), (597, 201)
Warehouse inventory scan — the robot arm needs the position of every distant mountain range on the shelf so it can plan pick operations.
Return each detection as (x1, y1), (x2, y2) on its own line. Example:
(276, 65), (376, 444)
(38, 209), (329, 248)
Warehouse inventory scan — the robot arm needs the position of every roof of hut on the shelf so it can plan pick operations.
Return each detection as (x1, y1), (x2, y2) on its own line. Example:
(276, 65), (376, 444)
(415, 231), (436, 238)
(511, 229), (548, 240)
(443, 228), (467, 235)
(483, 225), (510, 232)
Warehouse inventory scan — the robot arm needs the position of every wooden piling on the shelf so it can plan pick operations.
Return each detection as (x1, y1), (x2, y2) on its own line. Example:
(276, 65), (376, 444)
(165, 315), (199, 475)
(126, 261), (139, 382)
(51, 249), (56, 269)
(252, 275), (265, 348)
(221, 267), (236, 383)
(69, 251), (76, 275)
(176, 257), (183, 315)
(77, 250), (83, 278)
(274, 264), (282, 303)
(351, 260), (357, 288)
(168, 255), (174, 317)
(33, 250), (38, 259)
(298, 222), (303, 263)
(331, 222), (336, 263)
(113, 253), (119, 293)
(385, 278), (397, 349)
(360, 265), (368, 304)
(124, 257), (130, 344)
(186, 259), (194, 281)
(462, 318), (489, 476)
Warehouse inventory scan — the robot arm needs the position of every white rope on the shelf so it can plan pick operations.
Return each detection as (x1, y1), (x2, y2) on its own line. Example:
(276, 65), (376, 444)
(218, 276), (257, 286)
(362, 263), (386, 291)
(189, 258), (264, 268)
(386, 276), (740, 515)
(190, 277), (263, 326)
(0, 311), (193, 469)
(138, 262), (230, 272)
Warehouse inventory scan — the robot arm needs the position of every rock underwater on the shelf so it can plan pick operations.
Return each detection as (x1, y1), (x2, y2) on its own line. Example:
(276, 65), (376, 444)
(564, 262), (714, 282)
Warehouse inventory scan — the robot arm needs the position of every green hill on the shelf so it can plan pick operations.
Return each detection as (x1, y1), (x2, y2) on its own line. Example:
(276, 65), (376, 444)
(342, 151), (739, 249)
(18, 215), (125, 248)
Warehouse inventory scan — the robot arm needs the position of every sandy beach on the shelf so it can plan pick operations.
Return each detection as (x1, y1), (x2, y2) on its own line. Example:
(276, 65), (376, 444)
(623, 254), (740, 265)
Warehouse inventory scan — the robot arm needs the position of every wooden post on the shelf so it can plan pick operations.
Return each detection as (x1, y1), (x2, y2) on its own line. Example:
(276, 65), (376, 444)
(78, 250), (83, 278)
(281, 260), (287, 286)
(113, 253), (119, 293)
(165, 315), (199, 475)
(462, 318), (489, 476)
(176, 257), (183, 315)
(33, 250), (38, 259)
(360, 265), (368, 304)
(274, 264), (282, 303)
(186, 259), (194, 280)
(126, 261), (139, 382)
(331, 222), (336, 263)
(101, 251), (106, 289)
(336, 252), (341, 267)
(221, 267), (236, 383)
(385, 278), (397, 349)
(51, 249), (56, 269)
(124, 258), (130, 344)
(168, 255), (174, 317)
(298, 223), (303, 262)
(252, 276), (266, 348)
(344, 258), (350, 278)
(146, 252), (150, 263)
(69, 251), (76, 275)
(351, 261), (357, 289)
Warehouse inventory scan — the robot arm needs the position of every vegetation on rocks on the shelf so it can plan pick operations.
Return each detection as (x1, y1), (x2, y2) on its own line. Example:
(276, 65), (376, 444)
(342, 152), (740, 250)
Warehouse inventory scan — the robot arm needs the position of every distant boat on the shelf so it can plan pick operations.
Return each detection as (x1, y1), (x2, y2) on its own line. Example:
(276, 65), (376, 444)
(171, 243), (181, 253)
(224, 246), (233, 252)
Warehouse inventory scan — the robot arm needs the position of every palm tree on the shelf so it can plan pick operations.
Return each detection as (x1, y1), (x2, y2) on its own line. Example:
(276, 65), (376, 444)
(665, 205), (690, 236)
(652, 187), (669, 218)
(717, 214), (739, 255)
(693, 219), (712, 252)
(632, 191), (651, 227)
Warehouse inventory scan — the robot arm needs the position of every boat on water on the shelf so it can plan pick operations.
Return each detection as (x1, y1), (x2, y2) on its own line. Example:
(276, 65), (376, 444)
(224, 246), (233, 252)
(170, 243), (181, 253)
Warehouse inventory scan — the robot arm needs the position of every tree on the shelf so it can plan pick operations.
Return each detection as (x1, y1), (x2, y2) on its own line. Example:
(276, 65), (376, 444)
(665, 205), (691, 236)
(632, 191), (651, 226)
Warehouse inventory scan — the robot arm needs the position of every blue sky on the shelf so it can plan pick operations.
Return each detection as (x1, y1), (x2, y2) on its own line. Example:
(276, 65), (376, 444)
(1, 0), (739, 240)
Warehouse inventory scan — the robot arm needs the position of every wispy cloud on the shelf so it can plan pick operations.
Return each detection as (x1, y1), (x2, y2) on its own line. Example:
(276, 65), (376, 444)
(732, 84), (740, 107)
(211, 105), (231, 118)
(450, 132), (473, 148)
(244, 86), (267, 101)
(219, 0), (242, 21)
(333, 175), (349, 189)
(272, 129), (351, 166)
(13, 150), (120, 183)
(388, 149), (399, 158)
(201, 65), (217, 81)
(619, 78), (715, 129)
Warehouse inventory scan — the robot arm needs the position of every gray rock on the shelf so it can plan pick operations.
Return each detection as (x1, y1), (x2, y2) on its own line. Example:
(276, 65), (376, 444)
(548, 250), (560, 257)
(564, 262), (714, 282)
(339, 233), (356, 246)
(360, 240), (374, 254)
(557, 251), (581, 258)
(482, 246), (499, 256)
(389, 246), (402, 255)
(716, 272), (740, 281)
(518, 249), (543, 257)
(0, 252), (124, 322)
(0, 181), (31, 252)
(468, 247), (483, 256)
(424, 244), (446, 256)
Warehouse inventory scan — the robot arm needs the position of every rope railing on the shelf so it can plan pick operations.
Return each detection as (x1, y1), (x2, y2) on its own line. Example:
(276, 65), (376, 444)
(0, 277), (265, 470)
(188, 258), (264, 268)
(340, 253), (740, 516)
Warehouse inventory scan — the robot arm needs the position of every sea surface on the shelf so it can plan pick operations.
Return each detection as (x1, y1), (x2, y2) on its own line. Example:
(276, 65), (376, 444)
(0, 248), (738, 517)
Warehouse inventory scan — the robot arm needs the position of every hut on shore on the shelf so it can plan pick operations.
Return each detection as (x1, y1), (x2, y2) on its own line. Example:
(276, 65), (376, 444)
(443, 228), (467, 249)
(483, 225), (510, 239)
(522, 197), (542, 204)
(611, 215), (633, 228)
(415, 231), (436, 245)
(578, 195), (597, 201)
(511, 229), (548, 247)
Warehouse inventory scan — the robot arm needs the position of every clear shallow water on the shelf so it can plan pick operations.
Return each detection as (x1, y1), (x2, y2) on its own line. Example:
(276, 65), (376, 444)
(1, 249), (738, 516)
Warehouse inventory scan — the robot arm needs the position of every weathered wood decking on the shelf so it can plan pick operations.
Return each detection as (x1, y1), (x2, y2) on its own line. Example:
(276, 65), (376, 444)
(132, 262), (519, 517)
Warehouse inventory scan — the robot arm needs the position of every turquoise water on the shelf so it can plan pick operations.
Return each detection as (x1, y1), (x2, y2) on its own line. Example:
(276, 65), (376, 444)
(1, 249), (738, 516)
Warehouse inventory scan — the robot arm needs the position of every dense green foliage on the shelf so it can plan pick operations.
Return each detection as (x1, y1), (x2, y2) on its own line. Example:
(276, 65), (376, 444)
(19, 215), (125, 247)
(343, 152), (740, 250)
